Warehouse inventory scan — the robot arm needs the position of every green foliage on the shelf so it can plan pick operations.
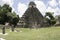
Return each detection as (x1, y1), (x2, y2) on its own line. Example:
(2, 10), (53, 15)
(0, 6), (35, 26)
(12, 15), (19, 27)
(2, 4), (12, 12)
(9, 12), (19, 27)
(0, 4), (12, 24)
(45, 12), (56, 26)
(0, 4), (19, 26)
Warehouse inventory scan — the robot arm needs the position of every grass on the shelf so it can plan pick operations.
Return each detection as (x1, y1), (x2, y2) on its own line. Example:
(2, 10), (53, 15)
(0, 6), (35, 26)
(0, 26), (60, 40)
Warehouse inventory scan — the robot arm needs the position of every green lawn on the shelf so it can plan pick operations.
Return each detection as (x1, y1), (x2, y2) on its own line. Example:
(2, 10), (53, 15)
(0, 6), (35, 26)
(0, 26), (60, 40)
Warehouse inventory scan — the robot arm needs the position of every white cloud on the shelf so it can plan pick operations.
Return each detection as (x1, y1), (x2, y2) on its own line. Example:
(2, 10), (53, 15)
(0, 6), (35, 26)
(46, 0), (60, 16)
(34, 0), (46, 15)
(59, 0), (60, 6)
(17, 3), (27, 17)
(46, 7), (55, 12)
(48, 0), (58, 7)
(46, 6), (60, 16)
(59, 1), (60, 4)
(0, 0), (15, 13)
(54, 7), (60, 16)
(0, 0), (13, 7)
(30, 0), (38, 1)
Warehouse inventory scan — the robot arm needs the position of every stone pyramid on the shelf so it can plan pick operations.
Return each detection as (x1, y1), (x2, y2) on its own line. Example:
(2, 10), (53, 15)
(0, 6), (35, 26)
(21, 1), (46, 28)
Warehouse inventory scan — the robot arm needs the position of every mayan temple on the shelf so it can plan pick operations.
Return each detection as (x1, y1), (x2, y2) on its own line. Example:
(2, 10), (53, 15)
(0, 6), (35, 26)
(21, 1), (48, 28)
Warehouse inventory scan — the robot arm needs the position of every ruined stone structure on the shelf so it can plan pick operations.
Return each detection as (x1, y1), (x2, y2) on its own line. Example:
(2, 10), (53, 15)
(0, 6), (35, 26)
(20, 1), (48, 28)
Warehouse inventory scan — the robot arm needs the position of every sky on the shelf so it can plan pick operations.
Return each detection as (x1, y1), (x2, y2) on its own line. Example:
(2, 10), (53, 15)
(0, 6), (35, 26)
(0, 0), (60, 17)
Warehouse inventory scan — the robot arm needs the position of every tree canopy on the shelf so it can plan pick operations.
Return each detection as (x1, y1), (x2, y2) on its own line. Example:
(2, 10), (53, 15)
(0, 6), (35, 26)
(0, 4), (19, 26)
(45, 12), (56, 26)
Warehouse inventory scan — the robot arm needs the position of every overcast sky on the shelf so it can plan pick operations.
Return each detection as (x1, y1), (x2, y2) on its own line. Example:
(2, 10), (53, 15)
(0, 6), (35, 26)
(0, 0), (60, 17)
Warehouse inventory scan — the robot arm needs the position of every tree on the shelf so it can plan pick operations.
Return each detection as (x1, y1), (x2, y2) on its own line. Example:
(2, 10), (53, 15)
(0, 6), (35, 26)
(9, 12), (19, 31)
(0, 4), (12, 25)
(0, 4), (12, 34)
(0, 4), (19, 32)
(45, 12), (56, 26)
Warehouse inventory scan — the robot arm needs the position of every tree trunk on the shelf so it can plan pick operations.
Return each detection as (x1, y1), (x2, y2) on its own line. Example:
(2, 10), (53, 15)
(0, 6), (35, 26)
(2, 26), (5, 34)
(11, 25), (14, 32)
